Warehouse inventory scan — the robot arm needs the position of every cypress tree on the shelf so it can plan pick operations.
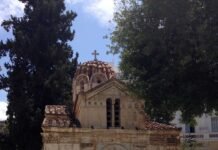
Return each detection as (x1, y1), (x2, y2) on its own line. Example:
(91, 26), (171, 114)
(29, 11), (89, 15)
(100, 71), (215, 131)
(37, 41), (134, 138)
(0, 0), (78, 149)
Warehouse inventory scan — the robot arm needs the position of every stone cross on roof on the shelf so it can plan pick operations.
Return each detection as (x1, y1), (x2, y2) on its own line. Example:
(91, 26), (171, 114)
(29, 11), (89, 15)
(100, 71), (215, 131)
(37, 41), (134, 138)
(92, 50), (99, 61)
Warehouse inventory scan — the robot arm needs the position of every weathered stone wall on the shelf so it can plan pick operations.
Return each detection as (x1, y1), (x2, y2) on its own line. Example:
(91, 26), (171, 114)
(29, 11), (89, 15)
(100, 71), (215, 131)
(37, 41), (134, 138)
(42, 78), (181, 150)
(77, 81), (145, 129)
(42, 127), (180, 150)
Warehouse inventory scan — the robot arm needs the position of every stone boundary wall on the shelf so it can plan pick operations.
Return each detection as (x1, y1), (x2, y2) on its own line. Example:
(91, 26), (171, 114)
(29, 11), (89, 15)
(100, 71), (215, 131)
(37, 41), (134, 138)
(42, 127), (180, 150)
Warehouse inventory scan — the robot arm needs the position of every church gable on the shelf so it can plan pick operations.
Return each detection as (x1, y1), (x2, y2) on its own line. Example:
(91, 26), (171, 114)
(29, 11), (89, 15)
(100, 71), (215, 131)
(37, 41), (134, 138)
(84, 78), (131, 100)
(76, 78), (147, 129)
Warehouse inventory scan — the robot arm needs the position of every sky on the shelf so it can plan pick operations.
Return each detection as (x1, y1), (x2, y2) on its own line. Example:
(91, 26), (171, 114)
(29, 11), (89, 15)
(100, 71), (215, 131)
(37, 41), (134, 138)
(0, 0), (120, 120)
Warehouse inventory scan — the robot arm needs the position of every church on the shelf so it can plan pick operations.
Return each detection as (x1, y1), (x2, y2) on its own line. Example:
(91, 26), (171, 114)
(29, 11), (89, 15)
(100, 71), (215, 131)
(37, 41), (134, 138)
(41, 51), (180, 150)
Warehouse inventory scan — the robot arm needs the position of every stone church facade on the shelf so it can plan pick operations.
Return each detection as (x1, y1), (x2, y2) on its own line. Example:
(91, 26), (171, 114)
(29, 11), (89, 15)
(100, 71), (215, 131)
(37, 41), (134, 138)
(41, 58), (180, 150)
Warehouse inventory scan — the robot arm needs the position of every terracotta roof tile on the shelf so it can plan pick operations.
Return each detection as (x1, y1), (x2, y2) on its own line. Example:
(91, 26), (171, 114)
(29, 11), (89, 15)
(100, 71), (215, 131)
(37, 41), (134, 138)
(75, 60), (115, 79)
(144, 121), (178, 130)
(45, 105), (68, 115)
(42, 105), (72, 128)
(43, 105), (178, 130)
(42, 117), (71, 127)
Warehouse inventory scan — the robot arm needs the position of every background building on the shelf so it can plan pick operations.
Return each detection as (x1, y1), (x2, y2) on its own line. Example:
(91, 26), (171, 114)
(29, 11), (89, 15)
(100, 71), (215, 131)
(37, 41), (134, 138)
(172, 112), (218, 150)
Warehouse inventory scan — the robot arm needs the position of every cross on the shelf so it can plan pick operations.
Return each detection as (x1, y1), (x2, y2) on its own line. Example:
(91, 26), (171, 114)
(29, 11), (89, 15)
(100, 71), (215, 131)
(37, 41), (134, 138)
(92, 50), (99, 61)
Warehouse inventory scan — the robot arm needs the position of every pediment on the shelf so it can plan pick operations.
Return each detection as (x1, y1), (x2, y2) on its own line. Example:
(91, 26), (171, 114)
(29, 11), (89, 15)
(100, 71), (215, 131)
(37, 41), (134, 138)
(84, 78), (130, 100)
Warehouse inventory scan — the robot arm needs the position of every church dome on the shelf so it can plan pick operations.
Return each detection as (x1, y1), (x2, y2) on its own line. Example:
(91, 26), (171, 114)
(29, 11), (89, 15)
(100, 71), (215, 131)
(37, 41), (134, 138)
(75, 60), (115, 79)
(73, 50), (116, 97)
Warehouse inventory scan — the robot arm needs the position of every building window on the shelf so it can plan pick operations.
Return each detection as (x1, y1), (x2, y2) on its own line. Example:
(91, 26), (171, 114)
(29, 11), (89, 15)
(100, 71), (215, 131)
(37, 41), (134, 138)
(80, 81), (84, 92)
(114, 99), (120, 127)
(97, 78), (101, 84)
(106, 98), (112, 128)
(211, 117), (218, 132)
(185, 124), (195, 133)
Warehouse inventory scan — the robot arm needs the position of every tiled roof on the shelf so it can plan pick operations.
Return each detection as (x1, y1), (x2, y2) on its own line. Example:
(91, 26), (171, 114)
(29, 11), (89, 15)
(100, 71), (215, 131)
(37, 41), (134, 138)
(144, 121), (178, 130)
(75, 60), (115, 79)
(45, 105), (68, 115)
(42, 105), (71, 127)
(42, 117), (71, 127)
(42, 106), (178, 130)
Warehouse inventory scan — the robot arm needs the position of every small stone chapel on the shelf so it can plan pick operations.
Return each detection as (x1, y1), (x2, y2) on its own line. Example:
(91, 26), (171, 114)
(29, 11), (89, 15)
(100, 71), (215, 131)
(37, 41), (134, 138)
(41, 51), (181, 150)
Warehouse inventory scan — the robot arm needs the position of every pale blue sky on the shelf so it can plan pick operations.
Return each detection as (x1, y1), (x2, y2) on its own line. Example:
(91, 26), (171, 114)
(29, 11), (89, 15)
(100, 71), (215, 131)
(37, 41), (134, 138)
(0, 0), (120, 119)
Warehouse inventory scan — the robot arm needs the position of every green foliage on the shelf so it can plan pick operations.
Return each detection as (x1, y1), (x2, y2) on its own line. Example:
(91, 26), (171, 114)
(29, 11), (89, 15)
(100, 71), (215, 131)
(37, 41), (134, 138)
(181, 138), (203, 150)
(0, 121), (14, 150)
(0, 133), (15, 150)
(0, 0), (78, 149)
(110, 0), (218, 123)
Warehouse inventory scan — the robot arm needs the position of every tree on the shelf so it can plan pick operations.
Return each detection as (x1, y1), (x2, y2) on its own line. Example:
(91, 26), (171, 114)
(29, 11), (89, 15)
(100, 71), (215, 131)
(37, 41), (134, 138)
(110, 0), (218, 124)
(0, 0), (78, 149)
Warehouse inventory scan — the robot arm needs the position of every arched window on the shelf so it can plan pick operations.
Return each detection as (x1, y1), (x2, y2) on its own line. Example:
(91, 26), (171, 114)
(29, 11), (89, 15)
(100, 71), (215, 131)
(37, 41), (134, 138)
(80, 81), (85, 92)
(106, 98), (112, 128)
(114, 99), (120, 127)
(97, 78), (101, 84)
(90, 73), (107, 88)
